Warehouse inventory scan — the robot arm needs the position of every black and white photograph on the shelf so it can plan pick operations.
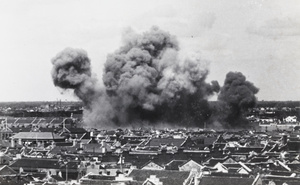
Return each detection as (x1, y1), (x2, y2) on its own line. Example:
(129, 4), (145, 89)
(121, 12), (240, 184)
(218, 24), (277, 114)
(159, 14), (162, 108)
(0, 0), (300, 184)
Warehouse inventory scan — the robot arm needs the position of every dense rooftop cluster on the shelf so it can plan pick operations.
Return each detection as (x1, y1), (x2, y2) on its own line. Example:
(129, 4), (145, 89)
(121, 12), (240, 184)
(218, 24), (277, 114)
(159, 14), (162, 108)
(1, 116), (300, 185)
(0, 101), (299, 184)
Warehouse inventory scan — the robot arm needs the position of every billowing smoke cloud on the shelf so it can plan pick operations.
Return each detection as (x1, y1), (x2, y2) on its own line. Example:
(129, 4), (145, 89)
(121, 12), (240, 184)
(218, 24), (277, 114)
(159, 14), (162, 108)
(102, 26), (219, 126)
(51, 48), (114, 127)
(51, 27), (260, 128)
(216, 72), (259, 127)
(51, 48), (94, 105)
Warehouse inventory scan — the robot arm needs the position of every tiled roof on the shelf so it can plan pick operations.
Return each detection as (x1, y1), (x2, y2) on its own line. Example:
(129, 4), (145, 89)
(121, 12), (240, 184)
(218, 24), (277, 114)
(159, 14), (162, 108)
(261, 175), (300, 185)
(49, 175), (64, 181)
(49, 118), (65, 124)
(45, 118), (55, 123)
(287, 141), (300, 151)
(83, 143), (112, 153)
(204, 157), (228, 166)
(141, 161), (164, 169)
(15, 118), (36, 124)
(165, 160), (187, 170)
(128, 169), (190, 185)
(5, 118), (19, 124)
(12, 132), (64, 140)
(39, 127), (58, 132)
(0, 140), (12, 148)
(49, 145), (78, 154)
(288, 163), (300, 172)
(143, 138), (186, 147)
(247, 156), (270, 163)
(80, 179), (139, 185)
(0, 140), (22, 148)
(10, 158), (60, 169)
(0, 165), (17, 175)
(0, 175), (32, 185)
(198, 176), (255, 185)
(9, 127), (31, 133)
(67, 127), (87, 134)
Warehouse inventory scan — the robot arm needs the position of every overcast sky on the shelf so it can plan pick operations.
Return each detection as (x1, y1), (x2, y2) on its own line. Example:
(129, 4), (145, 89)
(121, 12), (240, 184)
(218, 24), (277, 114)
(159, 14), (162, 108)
(0, 0), (299, 101)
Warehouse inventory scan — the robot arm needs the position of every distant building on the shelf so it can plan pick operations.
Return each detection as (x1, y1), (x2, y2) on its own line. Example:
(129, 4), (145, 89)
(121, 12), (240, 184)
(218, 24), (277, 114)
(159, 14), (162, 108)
(284, 116), (297, 123)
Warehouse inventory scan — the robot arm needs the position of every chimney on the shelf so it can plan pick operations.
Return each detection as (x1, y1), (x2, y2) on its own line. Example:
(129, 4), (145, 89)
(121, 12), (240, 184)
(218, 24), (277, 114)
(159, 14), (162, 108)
(18, 138), (22, 145)
(11, 139), (15, 148)
(102, 147), (106, 154)
(73, 139), (77, 147)
(51, 141), (56, 148)
(90, 131), (94, 138)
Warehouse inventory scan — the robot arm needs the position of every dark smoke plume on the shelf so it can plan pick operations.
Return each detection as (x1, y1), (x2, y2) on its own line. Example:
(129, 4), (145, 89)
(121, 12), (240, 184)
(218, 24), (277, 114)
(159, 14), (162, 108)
(217, 72), (259, 127)
(51, 48), (96, 105)
(50, 27), (243, 128)
(102, 26), (219, 126)
(51, 48), (114, 127)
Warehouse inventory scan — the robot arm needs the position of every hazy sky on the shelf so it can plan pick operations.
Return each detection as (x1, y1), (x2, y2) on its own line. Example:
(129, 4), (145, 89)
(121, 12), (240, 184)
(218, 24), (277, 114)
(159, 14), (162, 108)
(0, 0), (299, 101)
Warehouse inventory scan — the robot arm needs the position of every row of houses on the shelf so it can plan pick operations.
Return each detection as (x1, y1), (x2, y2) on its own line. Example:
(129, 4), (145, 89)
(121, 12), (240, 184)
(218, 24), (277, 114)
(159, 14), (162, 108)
(1, 117), (300, 184)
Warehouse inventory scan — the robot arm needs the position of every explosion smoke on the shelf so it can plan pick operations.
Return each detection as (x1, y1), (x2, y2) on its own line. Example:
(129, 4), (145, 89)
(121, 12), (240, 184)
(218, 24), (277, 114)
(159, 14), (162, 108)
(51, 48), (96, 105)
(51, 27), (259, 128)
(217, 71), (259, 127)
(51, 48), (114, 127)
(103, 26), (219, 126)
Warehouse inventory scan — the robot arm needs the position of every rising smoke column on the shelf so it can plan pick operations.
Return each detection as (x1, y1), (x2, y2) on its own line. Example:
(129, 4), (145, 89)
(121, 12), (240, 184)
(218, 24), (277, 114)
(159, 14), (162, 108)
(51, 48), (95, 105)
(103, 26), (219, 126)
(51, 27), (220, 127)
(217, 72), (259, 127)
(51, 48), (114, 127)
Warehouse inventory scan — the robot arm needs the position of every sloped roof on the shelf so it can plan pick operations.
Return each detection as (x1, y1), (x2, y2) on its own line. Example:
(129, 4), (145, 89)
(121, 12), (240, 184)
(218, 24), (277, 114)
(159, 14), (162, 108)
(0, 165), (17, 175)
(191, 136), (218, 145)
(0, 175), (32, 185)
(143, 138), (187, 147)
(268, 162), (291, 172)
(203, 157), (228, 166)
(288, 163), (300, 172)
(0, 140), (22, 148)
(261, 175), (300, 185)
(128, 169), (190, 185)
(198, 176), (254, 185)
(49, 145), (78, 154)
(80, 179), (139, 185)
(247, 156), (270, 163)
(9, 127), (31, 133)
(49, 175), (64, 181)
(12, 132), (64, 140)
(83, 143), (112, 153)
(165, 160), (187, 170)
(10, 158), (60, 169)
(39, 127), (58, 133)
(15, 118), (36, 124)
(0, 140), (12, 148)
(141, 161), (164, 170)
(49, 118), (65, 124)
(5, 118), (19, 124)
(179, 159), (202, 168)
(287, 141), (300, 151)
(66, 127), (87, 134)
